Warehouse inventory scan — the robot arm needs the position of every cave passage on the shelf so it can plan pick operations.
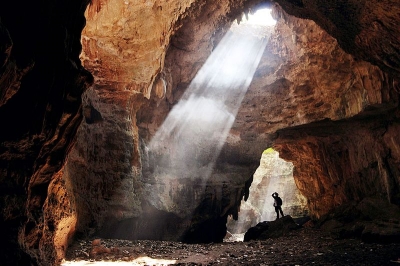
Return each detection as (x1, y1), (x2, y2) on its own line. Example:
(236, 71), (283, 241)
(226, 148), (308, 241)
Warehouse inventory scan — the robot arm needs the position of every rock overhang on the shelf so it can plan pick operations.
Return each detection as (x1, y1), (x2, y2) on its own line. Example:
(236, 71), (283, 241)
(1, 0), (400, 264)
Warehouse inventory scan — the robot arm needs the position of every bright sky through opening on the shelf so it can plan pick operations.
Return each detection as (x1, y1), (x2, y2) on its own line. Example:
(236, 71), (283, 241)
(241, 8), (276, 26)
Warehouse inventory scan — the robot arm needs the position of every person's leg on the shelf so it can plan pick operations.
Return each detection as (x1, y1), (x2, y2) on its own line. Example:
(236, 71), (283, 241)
(279, 207), (284, 217)
(275, 207), (279, 219)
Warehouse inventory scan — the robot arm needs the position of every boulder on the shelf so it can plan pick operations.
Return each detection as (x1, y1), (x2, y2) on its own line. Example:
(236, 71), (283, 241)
(244, 215), (300, 241)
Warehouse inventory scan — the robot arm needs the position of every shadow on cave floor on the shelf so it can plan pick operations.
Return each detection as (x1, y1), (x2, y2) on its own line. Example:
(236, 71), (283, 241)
(63, 227), (400, 265)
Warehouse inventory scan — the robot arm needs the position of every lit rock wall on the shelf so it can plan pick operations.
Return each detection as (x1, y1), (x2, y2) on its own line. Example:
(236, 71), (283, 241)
(250, 150), (308, 221)
(227, 149), (308, 234)
(253, 6), (399, 220)
(64, 86), (142, 235)
(80, 0), (197, 96)
(228, 6), (399, 220)
(274, 0), (400, 78)
(66, 0), (197, 242)
(85, 0), (397, 245)
(1, 0), (400, 264)
(274, 112), (400, 218)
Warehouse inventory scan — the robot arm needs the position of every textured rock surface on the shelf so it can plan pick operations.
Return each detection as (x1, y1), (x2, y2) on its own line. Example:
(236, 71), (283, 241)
(1, 0), (400, 265)
(274, 111), (400, 218)
(227, 149), (308, 234)
(274, 0), (400, 78)
(0, 0), (93, 265)
(243, 215), (300, 241)
(316, 197), (400, 243)
(142, 2), (399, 242)
(80, 0), (196, 95)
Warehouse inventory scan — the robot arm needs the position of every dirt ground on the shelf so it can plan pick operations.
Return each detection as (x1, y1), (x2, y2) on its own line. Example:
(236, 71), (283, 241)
(63, 227), (400, 265)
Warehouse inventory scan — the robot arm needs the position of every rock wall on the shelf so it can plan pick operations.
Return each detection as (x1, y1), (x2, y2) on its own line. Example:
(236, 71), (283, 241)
(0, 0), (92, 265)
(227, 149), (308, 235)
(274, 0), (400, 78)
(274, 110), (400, 218)
(71, 0), (263, 244)
(137, 1), (399, 243)
(1, 0), (400, 265)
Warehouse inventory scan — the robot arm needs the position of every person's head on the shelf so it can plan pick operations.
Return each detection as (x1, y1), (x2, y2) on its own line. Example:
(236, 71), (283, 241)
(272, 192), (278, 197)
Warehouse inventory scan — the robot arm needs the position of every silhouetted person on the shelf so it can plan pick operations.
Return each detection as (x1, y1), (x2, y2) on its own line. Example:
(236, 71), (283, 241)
(272, 192), (284, 219)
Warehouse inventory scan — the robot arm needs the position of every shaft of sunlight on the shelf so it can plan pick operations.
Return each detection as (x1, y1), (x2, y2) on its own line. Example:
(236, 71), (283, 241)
(149, 28), (268, 180)
(146, 9), (274, 216)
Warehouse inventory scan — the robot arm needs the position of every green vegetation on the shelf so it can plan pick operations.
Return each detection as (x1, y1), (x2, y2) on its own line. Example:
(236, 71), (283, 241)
(262, 147), (275, 154)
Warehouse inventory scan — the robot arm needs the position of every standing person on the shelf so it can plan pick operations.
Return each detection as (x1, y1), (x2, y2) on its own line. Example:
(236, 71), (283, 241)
(272, 192), (284, 219)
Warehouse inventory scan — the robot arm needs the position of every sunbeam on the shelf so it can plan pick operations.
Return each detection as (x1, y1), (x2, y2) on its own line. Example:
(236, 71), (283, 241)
(146, 11), (274, 219)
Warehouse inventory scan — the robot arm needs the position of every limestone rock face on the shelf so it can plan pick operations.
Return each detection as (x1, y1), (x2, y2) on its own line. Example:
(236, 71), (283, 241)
(227, 149), (308, 235)
(274, 112), (400, 218)
(0, 0), (93, 265)
(142, 2), (398, 243)
(70, 0), (262, 244)
(249, 151), (308, 219)
(80, 0), (196, 96)
(53, 0), (400, 253)
(274, 0), (400, 78)
(1, 0), (400, 265)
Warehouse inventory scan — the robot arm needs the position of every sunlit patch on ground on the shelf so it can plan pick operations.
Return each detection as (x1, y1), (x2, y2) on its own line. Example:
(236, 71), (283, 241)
(62, 256), (176, 265)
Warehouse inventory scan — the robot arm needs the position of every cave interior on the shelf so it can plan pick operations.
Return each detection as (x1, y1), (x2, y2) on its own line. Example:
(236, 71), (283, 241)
(0, 0), (400, 265)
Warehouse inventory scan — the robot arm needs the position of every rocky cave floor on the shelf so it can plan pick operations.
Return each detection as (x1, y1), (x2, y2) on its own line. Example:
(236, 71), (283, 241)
(63, 227), (400, 266)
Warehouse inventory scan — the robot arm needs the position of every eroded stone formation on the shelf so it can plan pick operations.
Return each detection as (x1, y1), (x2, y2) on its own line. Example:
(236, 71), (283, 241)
(0, 0), (93, 265)
(227, 149), (308, 235)
(1, 0), (400, 265)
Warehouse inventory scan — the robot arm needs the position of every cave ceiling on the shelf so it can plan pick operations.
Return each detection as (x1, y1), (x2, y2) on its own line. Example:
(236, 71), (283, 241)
(1, 0), (400, 265)
(77, 0), (400, 176)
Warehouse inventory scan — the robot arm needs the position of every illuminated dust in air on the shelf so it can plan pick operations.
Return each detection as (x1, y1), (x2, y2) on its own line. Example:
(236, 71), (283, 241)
(147, 8), (275, 187)
(143, 8), (277, 231)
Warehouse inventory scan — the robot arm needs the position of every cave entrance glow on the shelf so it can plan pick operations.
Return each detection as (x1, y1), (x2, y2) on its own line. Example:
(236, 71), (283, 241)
(145, 9), (275, 218)
(226, 148), (308, 241)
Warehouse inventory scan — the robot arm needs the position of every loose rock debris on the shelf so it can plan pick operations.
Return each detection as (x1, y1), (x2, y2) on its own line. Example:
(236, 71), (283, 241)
(63, 228), (400, 265)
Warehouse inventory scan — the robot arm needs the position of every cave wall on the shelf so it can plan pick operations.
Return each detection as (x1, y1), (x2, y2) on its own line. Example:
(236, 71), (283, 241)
(274, 110), (400, 218)
(0, 0), (400, 265)
(0, 0), (93, 265)
(227, 149), (308, 235)
(274, 0), (400, 78)
(269, 0), (400, 218)
(161, 0), (399, 218)
(137, 0), (399, 243)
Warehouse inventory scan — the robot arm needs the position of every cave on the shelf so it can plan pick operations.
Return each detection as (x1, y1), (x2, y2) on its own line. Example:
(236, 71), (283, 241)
(1, 0), (400, 265)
